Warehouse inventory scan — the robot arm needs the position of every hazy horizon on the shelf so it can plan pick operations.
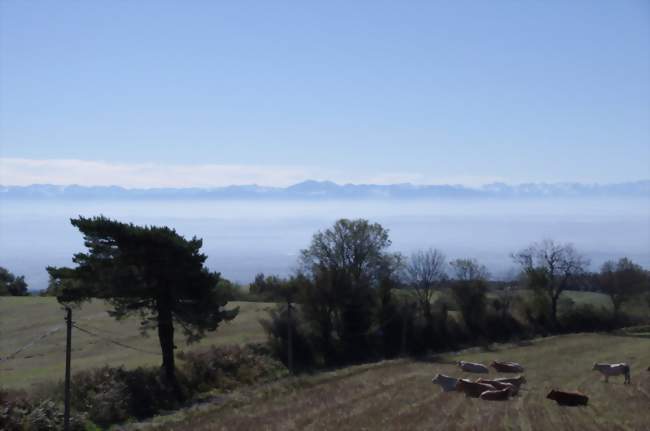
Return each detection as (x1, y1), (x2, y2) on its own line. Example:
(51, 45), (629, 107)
(2, 196), (648, 291)
(2, 177), (650, 189)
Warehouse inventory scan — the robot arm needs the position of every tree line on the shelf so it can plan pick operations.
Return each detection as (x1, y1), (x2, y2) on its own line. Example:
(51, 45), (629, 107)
(4, 216), (649, 392)
(254, 219), (649, 369)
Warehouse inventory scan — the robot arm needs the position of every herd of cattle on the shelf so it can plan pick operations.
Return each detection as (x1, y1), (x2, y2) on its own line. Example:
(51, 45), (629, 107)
(431, 360), (634, 406)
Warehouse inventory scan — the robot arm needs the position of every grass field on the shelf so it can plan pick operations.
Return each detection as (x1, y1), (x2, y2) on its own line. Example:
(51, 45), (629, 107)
(0, 290), (643, 392)
(0, 297), (271, 390)
(138, 332), (650, 431)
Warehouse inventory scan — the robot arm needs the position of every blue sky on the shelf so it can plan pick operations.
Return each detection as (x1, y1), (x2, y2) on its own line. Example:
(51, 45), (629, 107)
(1, 0), (648, 187)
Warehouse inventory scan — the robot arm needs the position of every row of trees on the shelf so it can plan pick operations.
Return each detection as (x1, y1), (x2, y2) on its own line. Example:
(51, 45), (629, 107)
(404, 242), (648, 331)
(261, 219), (649, 367)
(21, 216), (650, 394)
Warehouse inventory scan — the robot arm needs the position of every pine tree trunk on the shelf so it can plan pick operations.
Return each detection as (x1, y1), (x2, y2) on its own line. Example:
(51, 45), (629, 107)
(157, 296), (182, 400)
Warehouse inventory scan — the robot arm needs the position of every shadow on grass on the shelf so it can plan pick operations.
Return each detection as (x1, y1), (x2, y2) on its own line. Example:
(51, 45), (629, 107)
(612, 332), (650, 339)
(411, 354), (453, 365)
(610, 324), (650, 339)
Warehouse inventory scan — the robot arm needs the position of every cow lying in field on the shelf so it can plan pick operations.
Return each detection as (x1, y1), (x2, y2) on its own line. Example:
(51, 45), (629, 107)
(455, 379), (494, 398)
(479, 387), (512, 401)
(546, 389), (589, 406)
(476, 378), (517, 395)
(458, 360), (489, 373)
(592, 362), (631, 384)
(493, 375), (526, 392)
(491, 360), (524, 373)
(431, 374), (458, 392)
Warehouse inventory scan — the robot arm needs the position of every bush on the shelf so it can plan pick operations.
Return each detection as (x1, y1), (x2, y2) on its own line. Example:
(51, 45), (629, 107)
(558, 304), (617, 333)
(181, 344), (287, 392)
(0, 388), (31, 431)
(391, 302), (470, 356)
(5, 344), (288, 429)
(0, 388), (86, 431)
(260, 306), (317, 370)
(68, 366), (180, 427)
(25, 400), (86, 431)
(483, 311), (527, 342)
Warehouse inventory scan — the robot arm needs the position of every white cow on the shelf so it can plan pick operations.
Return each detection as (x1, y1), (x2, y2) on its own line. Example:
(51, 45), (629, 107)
(592, 362), (630, 384)
(476, 378), (518, 395)
(493, 375), (526, 391)
(457, 360), (489, 373)
(431, 374), (459, 392)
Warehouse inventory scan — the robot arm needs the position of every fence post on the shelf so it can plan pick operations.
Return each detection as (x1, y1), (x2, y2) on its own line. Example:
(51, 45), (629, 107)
(64, 307), (72, 431)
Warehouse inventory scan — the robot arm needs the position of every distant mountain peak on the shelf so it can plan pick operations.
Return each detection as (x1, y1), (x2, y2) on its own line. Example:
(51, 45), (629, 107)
(1, 180), (648, 200)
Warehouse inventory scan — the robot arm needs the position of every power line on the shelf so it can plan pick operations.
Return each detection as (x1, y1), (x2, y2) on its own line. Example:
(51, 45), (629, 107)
(0, 325), (63, 362)
(74, 319), (140, 340)
(72, 323), (159, 355)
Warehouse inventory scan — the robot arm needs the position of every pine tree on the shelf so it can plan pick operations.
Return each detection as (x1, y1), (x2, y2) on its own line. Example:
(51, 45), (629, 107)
(47, 216), (237, 397)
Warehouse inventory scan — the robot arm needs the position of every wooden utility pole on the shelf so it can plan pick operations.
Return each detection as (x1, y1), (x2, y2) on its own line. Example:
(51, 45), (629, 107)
(287, 299), (293, 374)
(401, 306), (407, 357)
(64, 307), (72, 431)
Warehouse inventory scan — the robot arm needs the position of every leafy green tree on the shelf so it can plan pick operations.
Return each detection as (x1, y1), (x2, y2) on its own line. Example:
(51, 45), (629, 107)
(0, 266), (28, 296)
(449, 258), (488, 332)
(47, 216), (237, 396)
(513, 240), (588, 328)
(599, 257), (649, 317)
(249, 273), (290, 301)
(299, 219), (398, 362)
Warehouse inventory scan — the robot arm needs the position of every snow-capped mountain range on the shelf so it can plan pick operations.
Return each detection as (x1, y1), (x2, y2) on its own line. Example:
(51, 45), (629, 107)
(1, 180), (648, 200)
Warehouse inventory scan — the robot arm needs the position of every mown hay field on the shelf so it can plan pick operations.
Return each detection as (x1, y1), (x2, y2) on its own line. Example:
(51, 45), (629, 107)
(143, 333), (650, 431)
(0, 297), (271, 390)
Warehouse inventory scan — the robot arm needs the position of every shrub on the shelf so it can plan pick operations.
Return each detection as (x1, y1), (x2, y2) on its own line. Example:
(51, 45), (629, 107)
(0, 388), (86, 431)
(558, 304), (617, 333)
(181, 344), (287, 393)
(0, 388), (30, 431)
(25, 400), (85, 431)
(69, 366), (130, 425)
(483, 311), (527, 342)
(394, 303), (469, 355)
(260, 306), (317, 370)
(6, 345), (287, 429)
(120, 367), (181, 419)
(68, 366), (180, 427)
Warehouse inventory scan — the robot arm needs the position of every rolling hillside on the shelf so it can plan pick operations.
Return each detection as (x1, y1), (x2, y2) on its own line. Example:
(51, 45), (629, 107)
(141, 333), (650, 431)
(0, 297), (270, 389)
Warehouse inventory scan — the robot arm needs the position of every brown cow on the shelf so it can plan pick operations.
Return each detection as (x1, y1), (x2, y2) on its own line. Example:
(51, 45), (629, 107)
(456, 379), (495, 398)
(480, 387), (512, 401)
(491, 360), (524, 373)
(546, 389), (589, 406)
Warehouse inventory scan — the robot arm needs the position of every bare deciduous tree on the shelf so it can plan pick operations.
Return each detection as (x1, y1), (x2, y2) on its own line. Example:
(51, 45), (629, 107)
(405, 248), (447, 319)
(512, 239), (588, 328)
